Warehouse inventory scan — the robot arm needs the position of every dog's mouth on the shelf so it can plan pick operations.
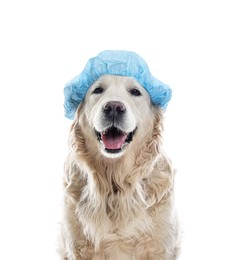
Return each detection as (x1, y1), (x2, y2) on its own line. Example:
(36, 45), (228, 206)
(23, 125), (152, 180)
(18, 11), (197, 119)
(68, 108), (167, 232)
(96, 126), (136, 154)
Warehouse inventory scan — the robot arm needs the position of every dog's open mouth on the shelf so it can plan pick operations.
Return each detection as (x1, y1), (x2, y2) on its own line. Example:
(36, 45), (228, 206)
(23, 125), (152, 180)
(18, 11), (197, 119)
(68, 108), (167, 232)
(96, 126), (136, 153)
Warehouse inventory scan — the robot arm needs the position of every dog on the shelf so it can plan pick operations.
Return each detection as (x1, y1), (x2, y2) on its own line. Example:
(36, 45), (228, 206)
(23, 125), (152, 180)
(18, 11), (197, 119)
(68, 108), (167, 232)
(59, 73), (180, 259)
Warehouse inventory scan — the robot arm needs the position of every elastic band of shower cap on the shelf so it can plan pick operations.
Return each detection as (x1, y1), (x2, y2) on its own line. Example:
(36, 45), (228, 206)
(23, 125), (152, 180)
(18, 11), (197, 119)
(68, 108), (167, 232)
(64, 50), (172, 119)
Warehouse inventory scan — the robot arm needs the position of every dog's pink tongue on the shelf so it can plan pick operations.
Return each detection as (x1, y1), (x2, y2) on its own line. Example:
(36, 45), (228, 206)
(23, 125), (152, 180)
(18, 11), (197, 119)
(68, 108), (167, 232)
(102, 133), (127, 150)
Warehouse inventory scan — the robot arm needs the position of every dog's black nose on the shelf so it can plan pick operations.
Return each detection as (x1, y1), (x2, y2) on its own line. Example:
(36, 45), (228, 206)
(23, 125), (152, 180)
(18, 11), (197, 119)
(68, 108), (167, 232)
(103, 101), (126, 117)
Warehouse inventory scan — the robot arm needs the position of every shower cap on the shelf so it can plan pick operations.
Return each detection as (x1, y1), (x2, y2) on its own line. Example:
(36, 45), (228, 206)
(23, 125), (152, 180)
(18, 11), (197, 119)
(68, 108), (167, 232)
(64, 50), (172, 119)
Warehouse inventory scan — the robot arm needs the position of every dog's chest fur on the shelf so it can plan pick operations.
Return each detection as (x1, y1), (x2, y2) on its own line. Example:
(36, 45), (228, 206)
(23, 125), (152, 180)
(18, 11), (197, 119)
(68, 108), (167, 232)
(62, 152), (178, 259)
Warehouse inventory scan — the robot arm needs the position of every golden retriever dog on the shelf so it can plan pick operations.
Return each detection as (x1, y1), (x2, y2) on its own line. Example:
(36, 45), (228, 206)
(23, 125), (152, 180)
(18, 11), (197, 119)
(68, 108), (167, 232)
(60, 60), (180, 259)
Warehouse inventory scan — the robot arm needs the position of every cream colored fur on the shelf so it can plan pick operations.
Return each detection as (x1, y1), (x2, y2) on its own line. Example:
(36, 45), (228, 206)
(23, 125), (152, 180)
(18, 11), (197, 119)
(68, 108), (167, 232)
(59, 75), (180, 259)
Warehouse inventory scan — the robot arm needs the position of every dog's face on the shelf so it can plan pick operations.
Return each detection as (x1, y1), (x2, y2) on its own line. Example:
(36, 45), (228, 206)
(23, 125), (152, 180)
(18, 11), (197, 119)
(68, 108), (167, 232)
(80, 75), (156, 158)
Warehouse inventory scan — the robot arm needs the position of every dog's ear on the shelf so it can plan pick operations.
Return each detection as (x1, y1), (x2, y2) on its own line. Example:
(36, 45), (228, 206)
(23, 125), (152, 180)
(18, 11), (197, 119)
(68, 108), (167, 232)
(153, 107), (164, 125)
(153, 107), (164, 139)
(75, 100), (85, 119)
(69, 101), (88, 152)
(69, 118), (85, 153)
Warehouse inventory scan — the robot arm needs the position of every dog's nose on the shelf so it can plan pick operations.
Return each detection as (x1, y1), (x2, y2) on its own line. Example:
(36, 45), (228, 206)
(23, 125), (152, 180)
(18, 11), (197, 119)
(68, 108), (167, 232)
(103, 101), (126, 117)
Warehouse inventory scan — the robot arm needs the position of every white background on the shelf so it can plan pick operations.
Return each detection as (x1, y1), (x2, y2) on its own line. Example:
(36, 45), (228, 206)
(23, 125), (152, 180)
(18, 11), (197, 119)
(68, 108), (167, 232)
(0, 0), (238, 259)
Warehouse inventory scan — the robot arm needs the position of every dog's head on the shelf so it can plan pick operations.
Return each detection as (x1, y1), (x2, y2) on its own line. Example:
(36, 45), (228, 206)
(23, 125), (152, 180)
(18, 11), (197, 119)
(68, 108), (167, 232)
(74, 75), (161, 158)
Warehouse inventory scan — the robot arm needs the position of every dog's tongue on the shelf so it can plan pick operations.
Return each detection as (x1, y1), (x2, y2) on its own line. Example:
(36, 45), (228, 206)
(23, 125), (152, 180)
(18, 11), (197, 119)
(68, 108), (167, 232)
(101, 133), (127, 150)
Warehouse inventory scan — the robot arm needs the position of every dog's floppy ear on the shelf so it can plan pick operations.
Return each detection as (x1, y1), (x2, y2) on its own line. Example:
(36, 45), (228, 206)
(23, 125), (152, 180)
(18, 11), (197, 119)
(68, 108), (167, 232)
(75, 100), (86, 119)
(68, 114), (84, 153)
(150, 107), (164, 144)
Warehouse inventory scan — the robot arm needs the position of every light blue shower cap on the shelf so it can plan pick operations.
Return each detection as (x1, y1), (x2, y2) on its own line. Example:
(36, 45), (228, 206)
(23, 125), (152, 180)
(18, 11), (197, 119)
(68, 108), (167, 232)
(64, 50), (172, 119)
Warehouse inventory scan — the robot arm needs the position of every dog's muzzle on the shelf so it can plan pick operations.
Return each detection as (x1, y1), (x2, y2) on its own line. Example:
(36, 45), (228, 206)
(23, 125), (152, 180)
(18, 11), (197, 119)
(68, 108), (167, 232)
(95, 101), (136, 154)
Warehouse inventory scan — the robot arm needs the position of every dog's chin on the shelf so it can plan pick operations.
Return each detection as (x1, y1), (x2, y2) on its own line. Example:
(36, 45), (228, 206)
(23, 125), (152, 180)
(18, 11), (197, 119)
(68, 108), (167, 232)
(95, 126), (137, 158)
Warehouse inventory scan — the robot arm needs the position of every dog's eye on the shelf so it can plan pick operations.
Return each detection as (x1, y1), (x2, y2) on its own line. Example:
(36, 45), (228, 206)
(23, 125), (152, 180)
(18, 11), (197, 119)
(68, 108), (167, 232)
(92, 87), (104, 94)
(130, 89), (141, 96)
